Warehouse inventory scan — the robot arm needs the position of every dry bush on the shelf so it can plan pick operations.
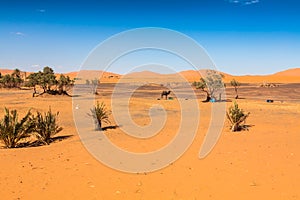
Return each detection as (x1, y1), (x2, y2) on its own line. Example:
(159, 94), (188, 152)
(226, 102), (250, 132)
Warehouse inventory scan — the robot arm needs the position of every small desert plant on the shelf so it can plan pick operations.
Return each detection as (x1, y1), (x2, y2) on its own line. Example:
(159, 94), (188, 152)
(89, 101), (111, 130)
(230, 79), (241, 99)
(226, 102), (250, 132)
(0, 108), (35, 148)
(33, 108), (63, 145)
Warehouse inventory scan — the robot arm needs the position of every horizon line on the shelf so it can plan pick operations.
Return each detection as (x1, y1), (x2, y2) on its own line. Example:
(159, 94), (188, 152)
(1, 67), (300, 77)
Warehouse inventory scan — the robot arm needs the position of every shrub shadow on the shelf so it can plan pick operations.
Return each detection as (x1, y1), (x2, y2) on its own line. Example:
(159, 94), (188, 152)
(240, 124), (255, 131)
(18, 135), (73, 148)
(102, 125), (119, 131)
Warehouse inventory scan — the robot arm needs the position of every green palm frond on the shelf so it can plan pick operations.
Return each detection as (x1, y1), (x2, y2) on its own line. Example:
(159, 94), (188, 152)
(33, 108), (63, 145)
(0, 108), (34, 148)
(88, 101), (111, 130)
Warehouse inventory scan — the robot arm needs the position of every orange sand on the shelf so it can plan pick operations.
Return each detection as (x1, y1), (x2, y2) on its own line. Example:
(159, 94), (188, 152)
(0, 69), (299, 199)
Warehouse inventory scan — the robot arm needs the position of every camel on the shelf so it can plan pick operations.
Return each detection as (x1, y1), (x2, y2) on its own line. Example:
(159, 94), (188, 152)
(161, 90), (171, 100)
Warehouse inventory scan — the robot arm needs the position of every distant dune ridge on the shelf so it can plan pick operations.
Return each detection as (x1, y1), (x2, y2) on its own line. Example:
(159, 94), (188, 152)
(0, 69), (14, 75)
(0, 68), (299, 83)
(125, 70), (163, 78)
(272, 68), (300, 76)
(65, 70), (120, 84)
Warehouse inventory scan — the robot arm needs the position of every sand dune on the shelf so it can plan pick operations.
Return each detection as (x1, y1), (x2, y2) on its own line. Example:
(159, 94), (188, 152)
(178, 68), (300, 84)
(125, 70), (163, 78)
(178, 70), (233, 83)
(1, 68), (299, 84)
(0, 69), (14, 75)
(65, 70), (120, 84)
(93, 68), (300, 84)
(273, 68), (300, 76)
(65, 70), (120, 79)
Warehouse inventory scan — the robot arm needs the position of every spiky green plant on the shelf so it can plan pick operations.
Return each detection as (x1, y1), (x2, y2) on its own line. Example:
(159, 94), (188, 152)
(89, 101), (111, 130)
(0, 108), (35, 148)
(33, 108), (63, 145)
(226, 102), (250, 132)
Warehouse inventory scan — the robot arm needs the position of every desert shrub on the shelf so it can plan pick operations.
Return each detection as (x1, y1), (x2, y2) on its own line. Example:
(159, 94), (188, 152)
(230, 79), (241, 99)
(0, 108), (35, 148)
(226, 102), (250, 132)
(89, 101), (111, 130)
(33, 108), (63, 145)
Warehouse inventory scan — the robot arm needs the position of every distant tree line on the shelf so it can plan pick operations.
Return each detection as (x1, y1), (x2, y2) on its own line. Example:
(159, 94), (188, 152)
(26, 66), (75, 96)
(0, 69), (24, 88)
(0, 67), (74, 97)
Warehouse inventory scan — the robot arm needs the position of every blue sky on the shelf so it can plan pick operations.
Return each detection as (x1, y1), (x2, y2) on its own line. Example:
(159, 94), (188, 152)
(1, 0), (300, 75)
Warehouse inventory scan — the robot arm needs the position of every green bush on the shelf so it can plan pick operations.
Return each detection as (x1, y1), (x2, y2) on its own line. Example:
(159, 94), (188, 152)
(33, 108), (63, 145)
(226, 102), (250, 132)
(0, 69), (24, 88)
(0, 108), (35, 148)
(89, 101), (111, 130)
(0, 107), (64, 148)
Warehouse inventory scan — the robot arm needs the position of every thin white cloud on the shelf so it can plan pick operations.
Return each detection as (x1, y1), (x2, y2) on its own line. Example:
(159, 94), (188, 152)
(244, 0), (259, 5)
(37, 9), (46, 13)
(227, 0), (260, 5)
(16, 32), (24, 36)
(11, 32), (25, 36)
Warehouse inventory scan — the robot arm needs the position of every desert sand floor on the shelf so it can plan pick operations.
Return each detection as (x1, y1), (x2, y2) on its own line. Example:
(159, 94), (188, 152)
(0, 84), (300, 200)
